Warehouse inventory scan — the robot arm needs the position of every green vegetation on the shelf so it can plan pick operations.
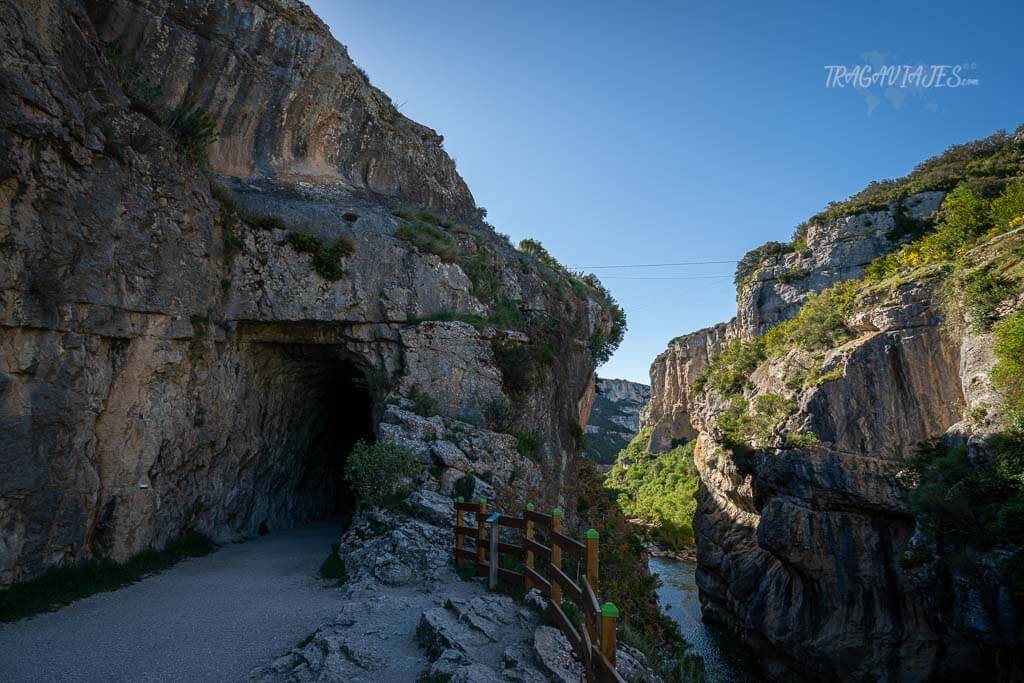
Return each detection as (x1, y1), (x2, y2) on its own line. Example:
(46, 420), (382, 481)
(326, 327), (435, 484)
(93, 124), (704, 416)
(778, 267), (809, 285)
(574, 460), (706, 681)
(0, 530), (215, 623)
(810, 127), (1024, 223)
(241, 210), (287, 231)
(103, 41), (220, 164)
(735, 127), (1024, 288)
(343, 440), (422, 508)
(455, 561), (477, 581)
(993, 312), (1024, 421)
(696, 280), (859, 398)
(908, 433), (1024, 595)
(407, 387), (441, 418)
(342, 212), (359, 222)
(319, 544), (348, 586)
(605, 428), (700, 549)
(512, 430), (542, 462)
(283, 232), (355, 281)
(452, 474), (476, 501)
(490, 339), (555, 395)
(897, 548), (934, 570)
(165, 106), (218, 163)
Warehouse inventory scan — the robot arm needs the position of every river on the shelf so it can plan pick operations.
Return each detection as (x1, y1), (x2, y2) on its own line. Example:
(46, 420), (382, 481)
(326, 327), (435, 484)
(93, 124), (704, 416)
(648, 555), (762, 682)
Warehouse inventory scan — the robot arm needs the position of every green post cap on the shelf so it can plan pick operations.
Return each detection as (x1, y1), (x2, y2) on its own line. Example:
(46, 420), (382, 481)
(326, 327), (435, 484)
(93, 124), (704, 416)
(479, 498), (487, 505)
(456, 496), (464, 503)
(526, 503), (535, 511)
(551, 507), (563, 517)
(585, 529), (600, 540)
(601, 602), (620, 618)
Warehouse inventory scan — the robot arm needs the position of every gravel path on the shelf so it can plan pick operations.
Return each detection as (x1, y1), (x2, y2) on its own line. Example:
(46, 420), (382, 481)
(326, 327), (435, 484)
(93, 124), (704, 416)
(0, 520), (347, 682)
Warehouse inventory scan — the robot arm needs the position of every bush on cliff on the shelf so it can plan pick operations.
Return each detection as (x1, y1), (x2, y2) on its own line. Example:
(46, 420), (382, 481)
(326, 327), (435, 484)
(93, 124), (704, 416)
(605, 428), (700, 549)
(809, 127), (1024, 223)
(343, 441), (422, 508)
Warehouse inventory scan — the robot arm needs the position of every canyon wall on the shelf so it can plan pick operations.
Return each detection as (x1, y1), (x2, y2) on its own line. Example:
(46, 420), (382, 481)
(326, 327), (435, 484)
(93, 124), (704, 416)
(584, 377), (650, 464)
(0, 0), (613, 584)
(645, 182), (1024, 679)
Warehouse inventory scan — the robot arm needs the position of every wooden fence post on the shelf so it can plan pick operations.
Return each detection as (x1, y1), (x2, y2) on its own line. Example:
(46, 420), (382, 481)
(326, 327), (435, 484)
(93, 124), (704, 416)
(454, 496), (464, 564)
(524, 503), (535, 592)
(476, 498), (488, 574)
(600, 602), (619, 668)
(550, 506), (563, 605)
(585, 528), (599, 644)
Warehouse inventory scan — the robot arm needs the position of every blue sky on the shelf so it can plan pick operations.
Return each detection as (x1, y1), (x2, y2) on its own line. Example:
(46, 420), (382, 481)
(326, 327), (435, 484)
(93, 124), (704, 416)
(307, 0), (1024, 383)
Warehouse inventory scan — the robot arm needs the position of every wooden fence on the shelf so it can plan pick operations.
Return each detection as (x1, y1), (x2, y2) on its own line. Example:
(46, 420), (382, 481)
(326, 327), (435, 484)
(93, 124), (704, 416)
(453, 497), (625, 683)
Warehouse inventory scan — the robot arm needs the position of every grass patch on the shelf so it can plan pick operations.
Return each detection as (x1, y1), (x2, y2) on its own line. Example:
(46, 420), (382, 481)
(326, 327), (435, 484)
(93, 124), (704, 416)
(0, 530), (215, 623)
(319, 543), (348, 585)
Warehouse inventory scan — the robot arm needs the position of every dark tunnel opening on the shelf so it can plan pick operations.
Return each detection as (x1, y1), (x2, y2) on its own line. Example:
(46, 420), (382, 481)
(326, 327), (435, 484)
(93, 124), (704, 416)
(259, 344), (377, 527)
(304, 358), (375, 517)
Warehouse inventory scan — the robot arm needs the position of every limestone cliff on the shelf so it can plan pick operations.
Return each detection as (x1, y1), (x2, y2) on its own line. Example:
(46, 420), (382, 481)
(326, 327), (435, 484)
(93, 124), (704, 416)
(642, 192), (947, 451)
(584, 377), (650, 464)
(645, 130), (1024, 680)
(0, 0), (619, 585)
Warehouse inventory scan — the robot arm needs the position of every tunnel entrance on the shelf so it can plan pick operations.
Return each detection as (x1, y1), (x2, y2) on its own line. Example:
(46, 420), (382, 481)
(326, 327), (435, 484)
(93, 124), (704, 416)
(299, 354), (375, 517)
(249, 342), (377, 528)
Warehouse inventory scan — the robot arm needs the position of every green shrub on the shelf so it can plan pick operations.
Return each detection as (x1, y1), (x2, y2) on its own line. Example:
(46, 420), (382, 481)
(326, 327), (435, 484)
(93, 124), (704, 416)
(393, 207), (453, 229)
(343, 441), (422, 508)
(993, 312), (1024, 420)
(491, 340), (554, 394)
(898, 548), (934, 570)
(569, 421), (586, 450)
(165, 106), (218, 163)
(395, 221), (457, 260)
(809, 128), (1023, 223)
(408, 387), (440, 418)
(778, 267), (809, 284)
(0, 530), (214, 622)
(240, 209), (287, 231)
(735, 241), (791, 287)
(513, 431), (542, 462)
(990, 178), (1024, 230)
(963, 269), (1015, 331)
(283, 232), (354, 281)
(590, 301), (627, 365)
(319, 544), (348, 585)
(482, 396), (516, 432)
(453, 474), (476, 500)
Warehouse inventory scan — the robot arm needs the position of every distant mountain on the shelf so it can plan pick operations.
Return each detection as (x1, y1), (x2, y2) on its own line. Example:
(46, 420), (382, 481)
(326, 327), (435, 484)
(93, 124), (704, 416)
(585, 378), (651, 464)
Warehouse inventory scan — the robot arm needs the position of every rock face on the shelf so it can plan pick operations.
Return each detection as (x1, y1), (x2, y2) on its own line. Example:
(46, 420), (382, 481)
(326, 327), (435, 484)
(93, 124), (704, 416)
(690, 282), (984, 681)
(644, 191), (1022, 677)
(0, 0), (613, 584)
(642, 192), (944, 452)
(736, 192), (945, 336)
(584, 377), (651, 464)
(641, 322), (736, 452)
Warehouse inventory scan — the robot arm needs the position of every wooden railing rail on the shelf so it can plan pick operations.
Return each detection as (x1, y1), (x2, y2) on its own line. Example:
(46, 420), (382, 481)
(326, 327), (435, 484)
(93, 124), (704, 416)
(453, 497), (625, 683)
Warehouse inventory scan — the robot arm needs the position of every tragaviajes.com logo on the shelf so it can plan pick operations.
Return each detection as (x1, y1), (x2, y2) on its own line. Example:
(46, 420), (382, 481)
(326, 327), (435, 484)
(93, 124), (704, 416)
(824, 64), (979, 89)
